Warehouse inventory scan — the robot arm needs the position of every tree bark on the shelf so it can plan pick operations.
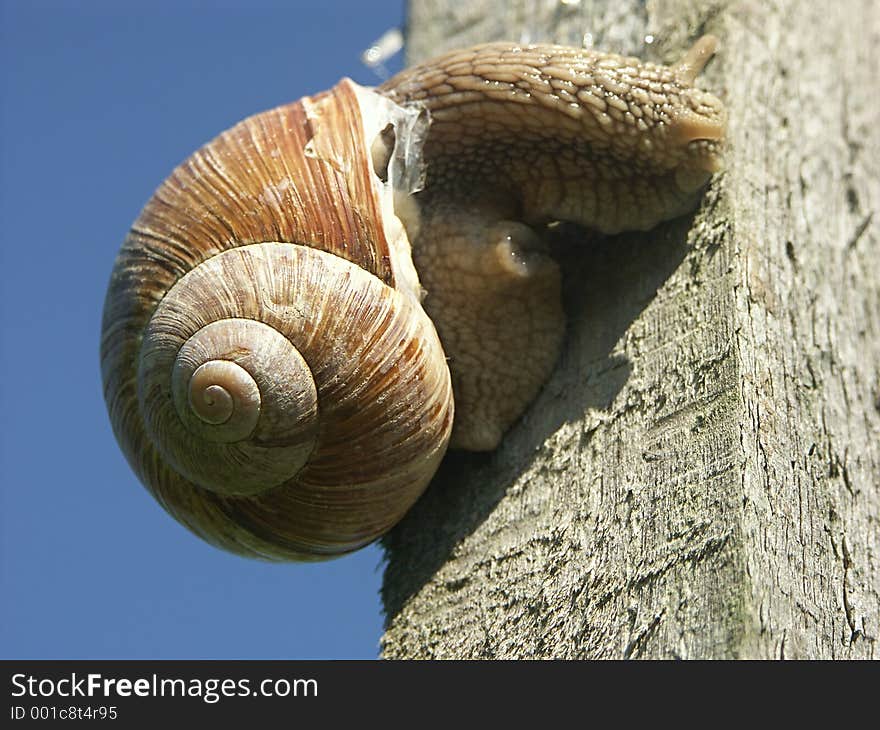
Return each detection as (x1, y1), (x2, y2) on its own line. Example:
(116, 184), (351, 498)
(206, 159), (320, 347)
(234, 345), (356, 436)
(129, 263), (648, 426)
(380, 0), (880, 659)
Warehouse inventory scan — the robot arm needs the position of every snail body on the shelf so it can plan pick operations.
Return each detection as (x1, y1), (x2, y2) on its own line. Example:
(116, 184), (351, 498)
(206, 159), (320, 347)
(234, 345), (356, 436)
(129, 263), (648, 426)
(102, 38), (725, 560)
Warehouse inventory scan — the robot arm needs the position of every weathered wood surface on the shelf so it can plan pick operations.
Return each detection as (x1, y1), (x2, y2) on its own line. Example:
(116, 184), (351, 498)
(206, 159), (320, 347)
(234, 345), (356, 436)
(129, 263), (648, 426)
(381, 0), (880, 659)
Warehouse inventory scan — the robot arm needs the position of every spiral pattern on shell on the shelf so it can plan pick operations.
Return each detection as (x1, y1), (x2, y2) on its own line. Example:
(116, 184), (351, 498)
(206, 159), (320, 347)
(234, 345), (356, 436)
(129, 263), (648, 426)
(101, 81), (452, 559)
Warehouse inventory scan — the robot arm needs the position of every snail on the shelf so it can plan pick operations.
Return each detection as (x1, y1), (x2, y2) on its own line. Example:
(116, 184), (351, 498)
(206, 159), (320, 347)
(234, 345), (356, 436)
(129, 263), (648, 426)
(101, 37), (726, 560)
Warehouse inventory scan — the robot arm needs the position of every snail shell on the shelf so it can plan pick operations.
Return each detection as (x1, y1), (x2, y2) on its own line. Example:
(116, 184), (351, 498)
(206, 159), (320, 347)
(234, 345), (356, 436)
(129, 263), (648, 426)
(102, 39), (725, 560)
(101, 81), (452, 560)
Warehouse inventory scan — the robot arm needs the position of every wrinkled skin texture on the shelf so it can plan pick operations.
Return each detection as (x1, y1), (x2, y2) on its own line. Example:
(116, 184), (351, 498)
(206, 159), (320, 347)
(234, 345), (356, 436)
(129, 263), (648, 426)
(381, 37), (725, 449)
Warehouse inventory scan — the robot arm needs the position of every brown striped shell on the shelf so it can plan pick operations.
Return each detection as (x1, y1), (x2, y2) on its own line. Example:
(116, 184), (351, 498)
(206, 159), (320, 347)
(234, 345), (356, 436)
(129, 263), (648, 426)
(101, 80), (453, 560)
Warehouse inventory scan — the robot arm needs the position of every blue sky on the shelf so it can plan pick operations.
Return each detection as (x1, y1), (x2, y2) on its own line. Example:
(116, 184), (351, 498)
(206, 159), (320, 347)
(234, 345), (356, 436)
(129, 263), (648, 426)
(0, 0), (407, 659)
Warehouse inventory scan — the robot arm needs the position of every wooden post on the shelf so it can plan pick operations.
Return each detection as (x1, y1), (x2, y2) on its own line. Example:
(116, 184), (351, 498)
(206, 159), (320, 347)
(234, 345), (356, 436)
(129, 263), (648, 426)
(381, 0), (880, 659)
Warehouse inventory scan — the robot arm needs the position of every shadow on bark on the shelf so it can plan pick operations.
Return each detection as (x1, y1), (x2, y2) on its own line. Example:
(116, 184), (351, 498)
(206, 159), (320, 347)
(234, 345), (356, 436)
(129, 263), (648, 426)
(380, 214), (695, 623)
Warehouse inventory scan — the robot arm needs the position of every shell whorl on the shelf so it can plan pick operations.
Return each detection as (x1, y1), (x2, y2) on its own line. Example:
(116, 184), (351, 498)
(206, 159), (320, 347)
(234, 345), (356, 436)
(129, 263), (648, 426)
(101, 80), (452, 559)
(141, 295), (321, 497)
